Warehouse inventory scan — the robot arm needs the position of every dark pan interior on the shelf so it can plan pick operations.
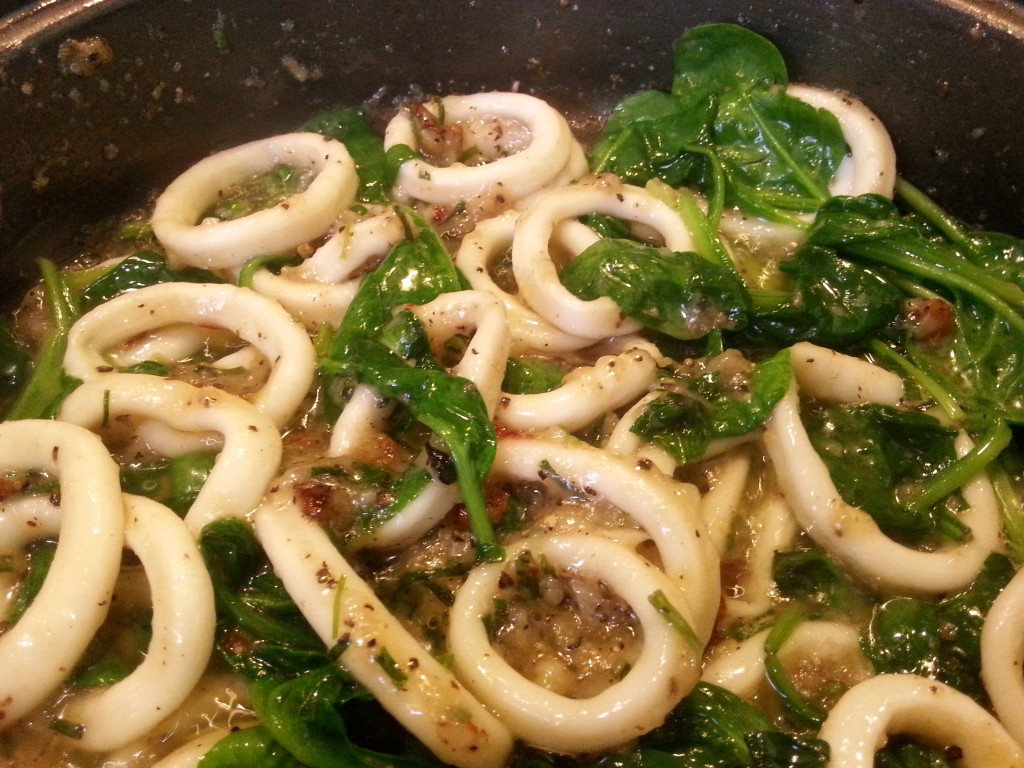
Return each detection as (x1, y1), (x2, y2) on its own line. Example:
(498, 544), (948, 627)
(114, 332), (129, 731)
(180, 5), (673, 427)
(1, 0), (1023, 297)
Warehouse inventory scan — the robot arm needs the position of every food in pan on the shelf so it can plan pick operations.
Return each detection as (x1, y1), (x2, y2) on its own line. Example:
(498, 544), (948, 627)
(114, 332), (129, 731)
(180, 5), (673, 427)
(1, 22), (1023, 768)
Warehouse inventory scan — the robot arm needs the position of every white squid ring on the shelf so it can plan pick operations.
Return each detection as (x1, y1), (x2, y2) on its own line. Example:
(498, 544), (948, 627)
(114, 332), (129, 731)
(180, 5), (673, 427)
(511, 179), (696, 339)
(492, 436), (719, 640)
(764, 381), (1000, 594)
(789, 341), (905, 405)
(981, 566), (1024, 748)
(59, 374), (282, 535)
(817, 674), (1024, 768)
(407, 290), (511, 418)
(64, 281), (316, 429)
(453, 210), (593, 354)
(250, 208), (407, 329)
(60, 494), (216, 751)
(385, 92), (575, 205)
(497, 347), (659, 432)
(151, 132), (358, 270)
(787, 83), (897, 199)
(701, 620), (868, 699)
(449, 533), (702, 753)
(0, 420), (124, 728)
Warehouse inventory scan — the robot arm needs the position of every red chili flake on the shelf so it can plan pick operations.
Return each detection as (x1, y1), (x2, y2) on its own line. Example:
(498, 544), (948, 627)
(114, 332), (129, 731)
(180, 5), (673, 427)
(903, 297), (956, 345)
(293, 481), (333, 523)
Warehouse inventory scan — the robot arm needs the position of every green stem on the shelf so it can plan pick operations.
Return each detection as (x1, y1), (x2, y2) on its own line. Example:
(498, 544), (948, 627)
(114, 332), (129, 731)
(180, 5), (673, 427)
(6, 259), (78, 420)
(763, 606), (826, 729)
(895, 177), (973, 250)
(989, 460), (1024, 566)
(907, 418), (1012, 514)
(867, 339), (964, 423)
(849, 242), (1024, 336)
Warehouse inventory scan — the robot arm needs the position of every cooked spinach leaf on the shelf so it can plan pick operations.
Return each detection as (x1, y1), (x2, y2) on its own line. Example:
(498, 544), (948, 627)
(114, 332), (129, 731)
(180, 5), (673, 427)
(559, 238), (750, 340)
(199, 520), (330, 680)
(630, 349), (790, 463)
(803, 404), (966, 543)
(593, 24), (847, 226)
(862, 554), (1014, 704)
(304, 107), (416, 205)
(79, 250), (222, 311)
(749, 244), (904, 346)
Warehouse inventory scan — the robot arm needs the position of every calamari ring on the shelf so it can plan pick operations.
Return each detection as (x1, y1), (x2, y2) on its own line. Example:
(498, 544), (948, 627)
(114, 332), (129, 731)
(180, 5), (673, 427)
(721, 495), (798, 622)
(0, 420), (124, 728)
(407, 290), (511, 418)
(253, 494), (514, 768)
(64, 282), (316, 429)
(701, 620), (869, 699)
(787, 84), (897, 199)
(817, 674), (1024, 768)
(150, 729), (234, 768)
(385, 92), (575, 205)
(250, 208), (407, 329)
(764, 381), (999, 594)
(789, 341), (905, 405)
(449, 533), (702, 753)
(151, 132), (357, 270)
(511, 178), (696, 339)
(492, 436), (719, 641)
(59, 374), (281, 535)
(60, 495), (216, 751)
(497, 347), (659, 432)
(514, 139), (590, 210)
(981, 566), (1024, 747)
(454, 210), (593, 354)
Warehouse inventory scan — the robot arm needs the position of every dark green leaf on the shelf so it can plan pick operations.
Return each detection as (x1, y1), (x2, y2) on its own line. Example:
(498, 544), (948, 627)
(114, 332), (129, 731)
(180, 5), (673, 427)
(671, 24), (846, 220)
(198, 725), (306, 768)
(863, 597), (942, 678)
(502, 358), (566, 395)
(8, 539), (57, 624)
(875, 739), (954, 768)
(804, 404), (962, 543)
(590, 90), (712, 187)
(304, 107), (415, 204)
(240, 667), (442, 768)
(934, 553), (1015, 701)
(861, 555), (1014, 703)
(671, 24), (788, 101)
(631, 350), (791, 463)
(199, 520), (329, 679)
(79, 251), (222, 311)
(327, 208), (464, 367)
(744, 731), (829, 768)
(350, 340), (500, 559)
(560, 239), (750, 340)
(750, 245), (903, 346)
(639, 682), (774, 763)
(772, 548), (860, 612)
